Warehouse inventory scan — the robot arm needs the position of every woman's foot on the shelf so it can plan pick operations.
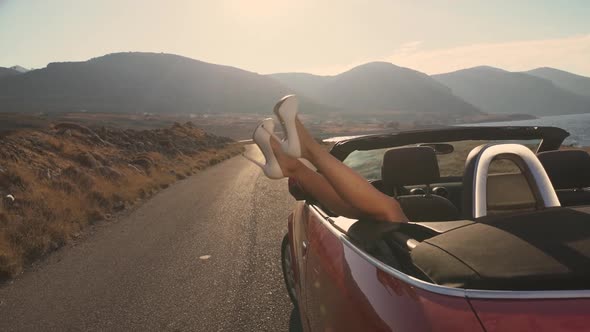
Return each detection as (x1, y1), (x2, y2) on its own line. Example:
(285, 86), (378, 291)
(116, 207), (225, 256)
(272, 95), (321, 164)
(242, 118), (285, 179)
(268, 134), (304, 177)
(273, 95), (302, 158)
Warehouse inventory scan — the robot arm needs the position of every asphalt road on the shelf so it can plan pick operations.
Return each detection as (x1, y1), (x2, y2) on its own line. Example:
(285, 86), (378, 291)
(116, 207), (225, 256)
(0, 145), (301, 332)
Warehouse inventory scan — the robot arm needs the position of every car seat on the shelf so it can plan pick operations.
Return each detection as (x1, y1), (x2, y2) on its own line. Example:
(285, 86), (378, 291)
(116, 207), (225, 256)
(537, 150), (590, 207)
(381, 146), (459, 222)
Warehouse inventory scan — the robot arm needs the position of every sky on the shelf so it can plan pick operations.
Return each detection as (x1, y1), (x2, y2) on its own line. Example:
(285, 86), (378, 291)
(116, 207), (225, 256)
(1, 0), (589, 76)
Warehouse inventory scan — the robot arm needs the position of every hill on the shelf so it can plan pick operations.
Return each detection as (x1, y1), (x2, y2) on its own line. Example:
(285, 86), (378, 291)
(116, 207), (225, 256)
(9, 65), (29, 73)
(271, 62), (482, 117)
(526, 67), (590, 98)
(270, 72), (329, 100)
(0, 67), (20, 79)
(0, 52), (300, 114)
(433, 66), (590, 115)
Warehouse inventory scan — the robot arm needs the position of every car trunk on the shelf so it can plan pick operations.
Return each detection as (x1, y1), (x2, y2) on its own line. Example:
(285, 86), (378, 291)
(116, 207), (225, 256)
(409, 208), (590, 291)
(469, 298), (590, 332)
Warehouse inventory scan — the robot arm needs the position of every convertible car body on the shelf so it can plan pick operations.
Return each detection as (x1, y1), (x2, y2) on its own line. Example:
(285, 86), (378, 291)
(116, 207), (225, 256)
(281, 126), (590, 332)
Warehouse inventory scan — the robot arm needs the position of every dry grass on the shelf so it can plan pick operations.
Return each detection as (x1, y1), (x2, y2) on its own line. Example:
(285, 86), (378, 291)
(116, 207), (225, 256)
(0, 123), (243, 279)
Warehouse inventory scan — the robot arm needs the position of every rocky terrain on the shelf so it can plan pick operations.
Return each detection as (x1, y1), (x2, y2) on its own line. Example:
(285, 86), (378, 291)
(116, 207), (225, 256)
(0, 122), (243, 278)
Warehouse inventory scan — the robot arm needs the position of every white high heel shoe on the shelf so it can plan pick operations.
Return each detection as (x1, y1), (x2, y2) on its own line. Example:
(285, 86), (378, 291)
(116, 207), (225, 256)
(273, 95), (302, 158)
(242, 118), (285, 179)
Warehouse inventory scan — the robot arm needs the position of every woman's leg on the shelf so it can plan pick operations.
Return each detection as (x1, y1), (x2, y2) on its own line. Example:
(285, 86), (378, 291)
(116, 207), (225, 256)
(292, 161), (362, 218)
(301, 125), (407, 223)
(269, 138), (361, 218)
(271, 120), (408, 223)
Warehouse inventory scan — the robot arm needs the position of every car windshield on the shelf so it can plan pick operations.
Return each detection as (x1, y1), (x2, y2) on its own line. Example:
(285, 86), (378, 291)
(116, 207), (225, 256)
(342, 139), (542, 180)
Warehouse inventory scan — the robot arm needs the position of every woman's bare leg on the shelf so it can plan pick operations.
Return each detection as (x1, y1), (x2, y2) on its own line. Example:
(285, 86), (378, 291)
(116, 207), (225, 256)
(270, 121), (407, 223)
(295, 119), (408, 223)
(269, 139), (361, 218)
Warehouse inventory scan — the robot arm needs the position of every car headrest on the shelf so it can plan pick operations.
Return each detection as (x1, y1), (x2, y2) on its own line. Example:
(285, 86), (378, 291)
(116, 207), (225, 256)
(537, 150), (590, 189)
(381, 146), (440, 187)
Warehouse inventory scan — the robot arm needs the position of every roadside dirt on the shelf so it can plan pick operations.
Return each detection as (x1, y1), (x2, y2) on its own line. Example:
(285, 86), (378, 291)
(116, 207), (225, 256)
(0, 121), (243, 278)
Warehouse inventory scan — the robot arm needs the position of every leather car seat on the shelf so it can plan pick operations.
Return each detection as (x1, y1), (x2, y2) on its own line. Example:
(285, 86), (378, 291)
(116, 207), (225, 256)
(537, 150), (590, 207)
(381, 146), (459, 222)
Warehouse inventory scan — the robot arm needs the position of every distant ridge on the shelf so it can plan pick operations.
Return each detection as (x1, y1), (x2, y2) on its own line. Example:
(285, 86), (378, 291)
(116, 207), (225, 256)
(0, 52), (297, 114)
(0, 54), (480, 119)
(10, 65), (29, 73)
(526, 67), (590, 98)
(269, 72), (328, 100)
(271, 61), (482, 116)
(3, 52), (590, 119)
(0, 67), (20, 78)
(433, 66), (590, 116)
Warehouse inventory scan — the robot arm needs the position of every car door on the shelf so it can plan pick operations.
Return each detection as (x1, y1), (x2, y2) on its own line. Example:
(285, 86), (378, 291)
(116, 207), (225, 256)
(288, 201), (313, 330)
(303, 205), (391, 331)
(301, 205), (484, 332)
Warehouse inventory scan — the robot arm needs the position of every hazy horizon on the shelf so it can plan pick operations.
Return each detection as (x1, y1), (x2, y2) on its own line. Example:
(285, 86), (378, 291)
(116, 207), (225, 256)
(3, 50), (590, 79)
(1, 0), (589, 76)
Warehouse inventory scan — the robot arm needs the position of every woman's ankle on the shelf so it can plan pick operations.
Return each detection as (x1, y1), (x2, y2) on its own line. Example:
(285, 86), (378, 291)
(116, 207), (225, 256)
(305, 139), (325, 164)
(282, 158), (303, 178)
(297, 131), (322, 164)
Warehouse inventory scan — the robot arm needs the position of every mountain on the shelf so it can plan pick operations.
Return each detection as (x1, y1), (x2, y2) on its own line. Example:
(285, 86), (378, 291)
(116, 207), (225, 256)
(525, 67), (590, 98)
(0, 52), (302, 114)
(271, 62), (482, 116)
(433, 66), (590, 116)
(270, 72), (328, 100)
(0, 67), (20, 78)
(10, 65), (29, 73)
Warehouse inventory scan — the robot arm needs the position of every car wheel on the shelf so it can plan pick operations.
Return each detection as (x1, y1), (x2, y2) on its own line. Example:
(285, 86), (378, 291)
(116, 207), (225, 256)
(281, 234), (298, 305)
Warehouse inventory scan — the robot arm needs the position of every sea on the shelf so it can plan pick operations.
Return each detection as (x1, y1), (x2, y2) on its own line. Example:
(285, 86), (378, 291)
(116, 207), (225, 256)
(461, 113), (590, 147)
(326, 113), (590, 147)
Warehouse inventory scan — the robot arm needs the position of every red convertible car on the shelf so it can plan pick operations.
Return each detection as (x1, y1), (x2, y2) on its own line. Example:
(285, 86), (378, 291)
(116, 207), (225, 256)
(281, 126), (590, 332)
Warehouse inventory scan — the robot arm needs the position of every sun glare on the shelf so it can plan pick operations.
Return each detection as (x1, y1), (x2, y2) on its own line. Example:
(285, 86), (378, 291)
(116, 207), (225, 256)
(223, 0), (301, 20)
